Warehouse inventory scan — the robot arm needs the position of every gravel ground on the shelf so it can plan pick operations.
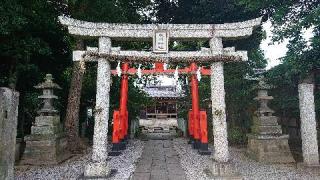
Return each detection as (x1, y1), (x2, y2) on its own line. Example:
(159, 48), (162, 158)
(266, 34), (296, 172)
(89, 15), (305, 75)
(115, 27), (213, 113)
(14, 140), (144, 180)
(173, 138), (320, 180)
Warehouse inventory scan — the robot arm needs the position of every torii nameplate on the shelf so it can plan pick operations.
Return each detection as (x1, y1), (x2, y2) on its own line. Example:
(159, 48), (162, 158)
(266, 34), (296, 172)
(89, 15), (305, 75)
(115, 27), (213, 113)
(153, 30), (169, 53)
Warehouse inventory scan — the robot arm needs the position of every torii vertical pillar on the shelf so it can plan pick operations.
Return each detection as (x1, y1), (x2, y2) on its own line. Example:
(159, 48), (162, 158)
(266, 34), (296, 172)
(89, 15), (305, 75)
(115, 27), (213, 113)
(210, 38), (229, 162)
(298, 81), (319, 166)
(208, 38), (241, 178)
(84, 37), (114, 177)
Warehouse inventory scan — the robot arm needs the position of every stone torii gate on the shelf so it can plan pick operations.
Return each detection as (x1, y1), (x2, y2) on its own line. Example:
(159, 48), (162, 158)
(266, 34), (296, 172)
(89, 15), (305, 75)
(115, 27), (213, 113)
(59, 16), (261, 178)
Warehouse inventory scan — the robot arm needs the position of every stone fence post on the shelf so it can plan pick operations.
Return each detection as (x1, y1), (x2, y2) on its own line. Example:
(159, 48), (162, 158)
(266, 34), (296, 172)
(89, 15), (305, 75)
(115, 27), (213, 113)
(0, 88), (19, 180)
(298, 81), (319, 166)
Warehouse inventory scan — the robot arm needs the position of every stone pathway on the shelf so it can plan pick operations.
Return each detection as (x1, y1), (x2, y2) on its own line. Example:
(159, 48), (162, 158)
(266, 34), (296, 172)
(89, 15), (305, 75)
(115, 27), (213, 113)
(132, 140), (187, 180)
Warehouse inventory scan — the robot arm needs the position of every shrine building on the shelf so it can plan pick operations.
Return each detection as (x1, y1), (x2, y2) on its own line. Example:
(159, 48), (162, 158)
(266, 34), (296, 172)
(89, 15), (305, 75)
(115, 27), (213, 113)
(139, 85), (184, 131)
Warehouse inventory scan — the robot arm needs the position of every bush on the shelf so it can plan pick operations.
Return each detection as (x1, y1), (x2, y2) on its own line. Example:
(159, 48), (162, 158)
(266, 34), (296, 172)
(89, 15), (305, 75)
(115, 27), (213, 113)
(228, 126), (246, 145)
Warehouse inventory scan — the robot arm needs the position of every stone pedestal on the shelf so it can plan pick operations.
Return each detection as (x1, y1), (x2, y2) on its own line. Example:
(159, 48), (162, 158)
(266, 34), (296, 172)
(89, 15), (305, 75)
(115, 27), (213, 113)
(247, 134), (294, 163)
(247, 80), (294, 163)
(20, 74), (71, 165)
(205, 160), (242, 180)
(20, 115), (70, 165)
(0, 88), (19, 180)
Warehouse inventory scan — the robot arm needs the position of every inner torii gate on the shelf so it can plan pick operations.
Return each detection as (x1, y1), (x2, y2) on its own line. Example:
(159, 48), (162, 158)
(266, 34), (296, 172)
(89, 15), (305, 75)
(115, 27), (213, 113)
(109, 62), (212, 156)
(59, 16), (261, 178)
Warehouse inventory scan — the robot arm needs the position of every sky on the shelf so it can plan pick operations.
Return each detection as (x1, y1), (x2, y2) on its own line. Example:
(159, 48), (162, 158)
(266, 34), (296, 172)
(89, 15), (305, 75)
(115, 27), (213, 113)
(260, 21), (288, 69)
(261, 20), (314, 69)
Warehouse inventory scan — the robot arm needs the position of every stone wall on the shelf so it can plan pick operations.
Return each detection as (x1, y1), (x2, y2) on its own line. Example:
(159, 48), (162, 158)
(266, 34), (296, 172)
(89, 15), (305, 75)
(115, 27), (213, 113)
(0, 87), (19, 180)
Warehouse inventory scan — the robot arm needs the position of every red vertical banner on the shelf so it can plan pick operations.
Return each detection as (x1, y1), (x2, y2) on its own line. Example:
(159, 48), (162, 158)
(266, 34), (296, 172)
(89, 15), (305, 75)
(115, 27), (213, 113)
(188, 110), (194, 137)
(125, 110), (128, 137)
(190, 63), (200, 142)
(198, 110), (211, 155)
(112, 111), (120, 143)
(199, 111), (208, 144)
(119, 63), (129, 140)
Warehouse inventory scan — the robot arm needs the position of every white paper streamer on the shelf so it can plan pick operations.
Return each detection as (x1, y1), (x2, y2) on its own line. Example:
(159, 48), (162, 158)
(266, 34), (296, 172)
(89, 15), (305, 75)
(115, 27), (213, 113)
(174, 66), (179, 82)
(197, 67), (201, 81)
(116, 61), (121, 77)
(164, 63), (167, 70)
(137, 64), (142, 79)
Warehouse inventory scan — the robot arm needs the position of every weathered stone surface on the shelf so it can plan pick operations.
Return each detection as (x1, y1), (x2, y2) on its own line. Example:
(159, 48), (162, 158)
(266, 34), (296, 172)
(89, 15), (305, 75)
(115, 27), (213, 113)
(132, 140), (186, 180)
(247, 79), (294, 164)
(59, 16), (261, 40)
(206, 161), (243, 180)
(20, 115), (71, 165)
(82, 49), (248, 63)
(84, 161), (111, 177)
(84, 37), (112, 178)
(132, 172), (150, 180)
(247, 135), (295, 163)
(210, 61), (229, 163)
(60, 16), (263, 63)
(31, 122), (63, 135)
(34, 115), (60, 126)
(20, 75), (71, 165)
(298, 83), (319, 166)
(15, 138), (23, 162)
(0, 87), (19, 180)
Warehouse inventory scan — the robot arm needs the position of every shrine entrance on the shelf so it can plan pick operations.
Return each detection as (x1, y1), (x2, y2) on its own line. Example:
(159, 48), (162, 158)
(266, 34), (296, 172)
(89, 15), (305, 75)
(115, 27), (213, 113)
(109, 61), (212, 155)
(59, 16), (261, 178)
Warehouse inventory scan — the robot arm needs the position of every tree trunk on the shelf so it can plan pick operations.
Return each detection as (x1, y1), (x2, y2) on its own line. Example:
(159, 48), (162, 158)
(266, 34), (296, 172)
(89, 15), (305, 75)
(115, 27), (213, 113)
(64, 40), (86, 153)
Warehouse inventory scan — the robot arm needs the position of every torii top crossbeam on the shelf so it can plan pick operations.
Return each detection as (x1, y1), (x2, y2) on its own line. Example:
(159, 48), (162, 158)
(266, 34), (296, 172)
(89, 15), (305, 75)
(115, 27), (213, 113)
(59, 16), (262, 63)
(59, 16), (261, 40)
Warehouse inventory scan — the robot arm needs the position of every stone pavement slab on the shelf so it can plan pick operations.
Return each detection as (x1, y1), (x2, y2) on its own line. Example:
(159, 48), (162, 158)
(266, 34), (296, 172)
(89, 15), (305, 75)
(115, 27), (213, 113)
(132, 140), (186, 180)
(132, 172), (150, 180)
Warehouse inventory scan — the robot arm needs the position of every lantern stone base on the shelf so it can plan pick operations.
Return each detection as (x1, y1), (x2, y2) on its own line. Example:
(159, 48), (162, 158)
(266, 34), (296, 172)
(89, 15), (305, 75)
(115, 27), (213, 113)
(205, 161), (243, 180)
(20, 115), (71, 165)
(247, 134), (295, 163)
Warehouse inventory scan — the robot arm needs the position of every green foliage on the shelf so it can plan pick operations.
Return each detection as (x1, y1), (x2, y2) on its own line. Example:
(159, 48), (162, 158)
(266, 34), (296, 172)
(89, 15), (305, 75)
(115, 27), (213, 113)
(238, 0), (320, 78)
(266, 63), (300, 119)
(238, 0), (320, 127)
(0, 0), (152, 137)
(228, 126), (246, 145)
(0, 0), (72, 137)
(69, 0), (151, 23)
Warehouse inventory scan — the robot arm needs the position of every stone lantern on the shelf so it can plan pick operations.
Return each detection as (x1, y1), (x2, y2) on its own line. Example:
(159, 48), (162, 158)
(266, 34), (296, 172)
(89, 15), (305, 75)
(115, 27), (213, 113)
(20, 74), (71, 165)
(247, 78), (295, 163)
(34, 74), (61, 115)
